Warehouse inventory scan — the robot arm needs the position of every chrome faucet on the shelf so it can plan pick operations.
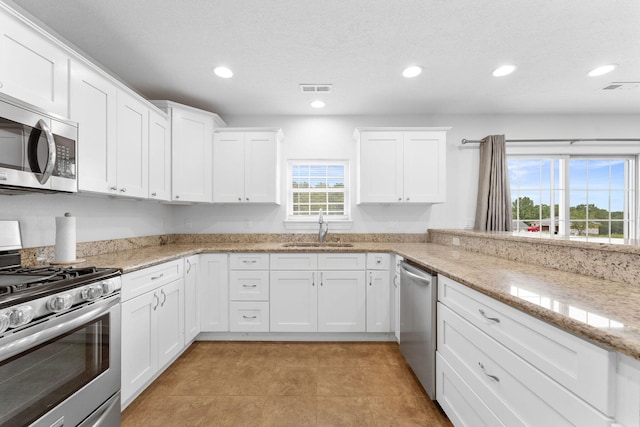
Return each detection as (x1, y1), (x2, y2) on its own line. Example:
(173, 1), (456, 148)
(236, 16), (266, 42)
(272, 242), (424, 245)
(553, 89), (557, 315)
(318, 208), (329, 243)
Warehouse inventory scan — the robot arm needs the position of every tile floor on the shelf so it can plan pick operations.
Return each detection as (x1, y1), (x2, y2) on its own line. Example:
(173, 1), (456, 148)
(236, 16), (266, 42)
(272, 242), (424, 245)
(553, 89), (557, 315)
(121, 341), (453, 427)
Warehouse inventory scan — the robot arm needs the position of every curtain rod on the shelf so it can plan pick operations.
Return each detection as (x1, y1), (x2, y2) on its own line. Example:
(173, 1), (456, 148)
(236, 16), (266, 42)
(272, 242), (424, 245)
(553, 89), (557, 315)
(461, 138), (640, 145)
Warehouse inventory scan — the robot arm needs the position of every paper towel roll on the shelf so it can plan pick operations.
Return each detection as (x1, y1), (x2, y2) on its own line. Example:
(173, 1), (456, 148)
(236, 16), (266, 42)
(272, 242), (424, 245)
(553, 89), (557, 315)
(55, 213), (76, 263)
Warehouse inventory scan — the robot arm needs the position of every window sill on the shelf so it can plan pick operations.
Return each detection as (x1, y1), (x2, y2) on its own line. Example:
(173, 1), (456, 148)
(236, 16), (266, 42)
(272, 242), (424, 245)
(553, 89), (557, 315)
(283, 219), (353, 231)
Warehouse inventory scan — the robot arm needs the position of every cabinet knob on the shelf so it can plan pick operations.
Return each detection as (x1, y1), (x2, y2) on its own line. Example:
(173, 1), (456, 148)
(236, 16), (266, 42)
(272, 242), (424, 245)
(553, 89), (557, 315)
(246, 197), (250, 202)
(120, 188), (127, 193)
(110, 186), (117, 191)
(398, 197), (402, 201)
(151, 192), (157, 197)
(175, 195), (180, 199)
(406, 197), (410, 201)
(238, 197), (242, 201)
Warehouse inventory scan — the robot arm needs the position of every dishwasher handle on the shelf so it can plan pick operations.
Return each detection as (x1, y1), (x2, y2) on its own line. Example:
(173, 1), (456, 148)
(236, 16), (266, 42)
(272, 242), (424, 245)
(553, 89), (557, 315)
(400, 262), (434, 283)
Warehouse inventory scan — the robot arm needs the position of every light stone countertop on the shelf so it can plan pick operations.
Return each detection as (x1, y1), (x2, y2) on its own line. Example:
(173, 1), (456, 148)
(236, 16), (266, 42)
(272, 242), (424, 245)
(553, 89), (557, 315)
(77, 241), (640, 361)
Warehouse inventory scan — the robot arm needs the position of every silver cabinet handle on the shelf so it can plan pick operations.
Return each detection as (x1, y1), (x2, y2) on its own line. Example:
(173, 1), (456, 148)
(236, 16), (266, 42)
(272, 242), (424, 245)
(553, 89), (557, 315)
(242, 260), (257, 264)
(242, 284), (257, 288)
(406, 197), (410, 201)
(393, 274), (399, 288)
(369, 272), (372, 286)
(320, 272), (323, 286)
(151, 273), (164, 280)
(110, 186), (117, 191)
(398, 197), (402, 201)
(246, 197), (250, 201)
(175, 195), (180, 199)
(186, 259), (192, 274)
(120, 188), (127, 193)
(242, 315), (257, 319)
(160, 289), (167, 307)
(312, 272), (315, 287)
(238, 197), (242, 201)
(479, 362), (500, 382)
(479, 309), (500, 323)
(152, 293), (160, 311)
(151, 192), (157, 197)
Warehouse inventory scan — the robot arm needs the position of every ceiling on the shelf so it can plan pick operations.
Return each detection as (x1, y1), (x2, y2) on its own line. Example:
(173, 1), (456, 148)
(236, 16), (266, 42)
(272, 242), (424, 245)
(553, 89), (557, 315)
(10, 0), (640, 116)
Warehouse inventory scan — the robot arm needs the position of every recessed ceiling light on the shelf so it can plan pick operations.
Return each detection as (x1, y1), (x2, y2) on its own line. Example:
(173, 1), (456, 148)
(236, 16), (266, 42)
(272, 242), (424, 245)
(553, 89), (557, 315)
(402, 66), (423, 78)
(588, 64), (618, 77)
(310, 100), (326, 109)
(492, 64), (517, 77)
(213, 66), (233, 78)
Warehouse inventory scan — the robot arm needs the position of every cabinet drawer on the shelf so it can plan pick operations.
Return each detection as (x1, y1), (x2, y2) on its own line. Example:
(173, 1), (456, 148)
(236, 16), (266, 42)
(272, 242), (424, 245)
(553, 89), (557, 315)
(229, 270), (269, 301)
(229, 302), (269, 332)
(436, 353), (505, 427)
(366, 253), (390, 270)
(438, 303), (613, 427)
(229, 253), (269, 270)
(270, 253), (318, 270)
(438, 275), (615, 416)
(318, 253), (365, 270)
(122, 259), (183, 302)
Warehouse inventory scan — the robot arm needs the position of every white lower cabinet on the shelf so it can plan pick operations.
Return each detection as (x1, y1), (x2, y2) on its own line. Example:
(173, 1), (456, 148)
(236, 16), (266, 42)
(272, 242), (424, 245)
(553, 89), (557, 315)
(200, 254), (229, 332)
(436, 275), (615, 427)
(229, 254), (270, 332)
(184, 255), (200, 343)
(269, 253), (366, 333)
(615, 353), (640, 427)
(366, 253), (391, 332)
(121, 260), (185, 408)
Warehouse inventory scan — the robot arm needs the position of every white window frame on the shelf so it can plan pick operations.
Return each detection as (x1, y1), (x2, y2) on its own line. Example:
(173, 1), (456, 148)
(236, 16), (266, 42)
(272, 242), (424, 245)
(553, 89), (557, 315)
(285, 160), (351, 227)
(507, 142), (639, 243)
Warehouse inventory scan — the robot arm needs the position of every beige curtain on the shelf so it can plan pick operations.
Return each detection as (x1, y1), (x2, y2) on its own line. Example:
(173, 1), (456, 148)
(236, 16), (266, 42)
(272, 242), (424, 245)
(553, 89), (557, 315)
(474, 135), (512, 231)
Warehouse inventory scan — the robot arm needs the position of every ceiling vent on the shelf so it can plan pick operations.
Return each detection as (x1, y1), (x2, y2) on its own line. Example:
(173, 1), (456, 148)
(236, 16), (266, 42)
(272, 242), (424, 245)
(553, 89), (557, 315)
(299, 84), (333, 93)
(602, 82), (640, 90)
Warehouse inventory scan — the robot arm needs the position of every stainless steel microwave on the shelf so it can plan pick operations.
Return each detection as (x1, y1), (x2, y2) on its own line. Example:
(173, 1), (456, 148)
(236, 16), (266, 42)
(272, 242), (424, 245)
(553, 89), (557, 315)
(0, 93), (77, 194)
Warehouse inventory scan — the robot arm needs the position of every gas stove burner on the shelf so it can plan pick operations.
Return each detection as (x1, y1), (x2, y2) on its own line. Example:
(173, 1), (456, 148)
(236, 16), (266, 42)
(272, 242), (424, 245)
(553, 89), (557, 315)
(0, 266), (104, 295)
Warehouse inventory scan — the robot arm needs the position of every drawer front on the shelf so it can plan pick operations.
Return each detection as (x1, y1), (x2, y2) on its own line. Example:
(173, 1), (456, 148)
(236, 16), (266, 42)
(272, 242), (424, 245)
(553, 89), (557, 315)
(229, 270), (269, 301)
(436, 353), (505, 427)
(270, 253), (318, 270)
(229, 302), (269, 332)
(121, 259), (183, 301)
(438, 275), (615, 415)
(366, 253), (390, 270)
(318, 253), (366, 270)
(438, 303), (613, 427)
(229, 253), (270, 270)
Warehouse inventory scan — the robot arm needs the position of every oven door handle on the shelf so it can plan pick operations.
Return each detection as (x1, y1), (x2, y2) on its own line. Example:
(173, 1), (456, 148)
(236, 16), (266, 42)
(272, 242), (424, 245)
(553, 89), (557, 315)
(0, 296), (119, 362)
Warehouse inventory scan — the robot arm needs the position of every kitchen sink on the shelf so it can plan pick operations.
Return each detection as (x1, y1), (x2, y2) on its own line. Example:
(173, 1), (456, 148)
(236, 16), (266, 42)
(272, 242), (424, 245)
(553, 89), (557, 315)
(281, 242), (354, 248)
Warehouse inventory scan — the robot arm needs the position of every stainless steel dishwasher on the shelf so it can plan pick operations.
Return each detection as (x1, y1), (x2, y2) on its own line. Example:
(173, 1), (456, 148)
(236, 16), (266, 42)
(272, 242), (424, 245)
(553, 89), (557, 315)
(399, 261), (437, 399)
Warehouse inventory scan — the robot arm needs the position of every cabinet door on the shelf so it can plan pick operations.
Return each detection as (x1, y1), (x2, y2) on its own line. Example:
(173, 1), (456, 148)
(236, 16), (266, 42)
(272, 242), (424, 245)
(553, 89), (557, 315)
(157, 279), (184, 368)
(121, 291), (158, 405)
(116, 91), (149, 198)
(357, 131), (403, 203)
(270, 271), (317, 332)
(148, 109), (171, 201)
(171, 108), (213, 202)
(69, 60), (117, 194)
(245, 131), (279, 204)
(366, 270), (391, 332)
(184, 255), (200, 342)
(318, 270), (366, 332)
(0, 11), (69, 116)
(200, 254), (229, 332)
(212, 131), (245, 202)
(403, 131), (446, 203)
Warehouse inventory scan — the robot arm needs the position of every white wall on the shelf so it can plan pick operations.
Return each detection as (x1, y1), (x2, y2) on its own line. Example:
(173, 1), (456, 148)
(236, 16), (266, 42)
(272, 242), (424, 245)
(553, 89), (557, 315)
(2, 113), (637, 247)
(0, 192), (173, 247)
(172, 113), (640, 234)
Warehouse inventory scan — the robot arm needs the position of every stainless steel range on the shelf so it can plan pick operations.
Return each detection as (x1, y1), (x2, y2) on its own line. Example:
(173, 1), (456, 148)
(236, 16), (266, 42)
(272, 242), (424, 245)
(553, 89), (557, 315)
(0, 220), (121, 427)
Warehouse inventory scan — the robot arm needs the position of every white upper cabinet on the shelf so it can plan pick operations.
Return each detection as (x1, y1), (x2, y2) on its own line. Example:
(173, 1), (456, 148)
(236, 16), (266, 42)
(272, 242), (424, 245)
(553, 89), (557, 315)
(69, 60), (118, 194)
(356, 128), (449, 204)
(116, 90), (149, 198)
(153, 101), (225, 203)
(213, 128), (282, 204)
(148, 109), (171, 201)
(0, 6), (69, 116)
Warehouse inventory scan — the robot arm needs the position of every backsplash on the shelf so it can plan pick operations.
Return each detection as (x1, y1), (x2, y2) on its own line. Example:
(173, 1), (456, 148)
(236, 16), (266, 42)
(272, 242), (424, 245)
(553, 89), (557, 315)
(428, 229), (640, 286)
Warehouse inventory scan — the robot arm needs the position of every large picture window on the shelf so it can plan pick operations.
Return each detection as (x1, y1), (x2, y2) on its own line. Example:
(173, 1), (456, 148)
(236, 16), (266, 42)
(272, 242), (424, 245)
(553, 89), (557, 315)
(287, 161), (349, 220)
(508, 156), (636, 243)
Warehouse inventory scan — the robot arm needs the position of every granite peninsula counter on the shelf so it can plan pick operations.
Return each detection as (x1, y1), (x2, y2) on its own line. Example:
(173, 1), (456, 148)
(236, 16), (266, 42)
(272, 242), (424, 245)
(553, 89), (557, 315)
(65, 240), (640, 362)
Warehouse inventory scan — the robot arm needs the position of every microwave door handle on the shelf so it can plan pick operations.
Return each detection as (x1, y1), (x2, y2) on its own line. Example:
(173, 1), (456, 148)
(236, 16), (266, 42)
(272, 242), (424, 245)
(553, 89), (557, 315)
(28, 119), (56, 185)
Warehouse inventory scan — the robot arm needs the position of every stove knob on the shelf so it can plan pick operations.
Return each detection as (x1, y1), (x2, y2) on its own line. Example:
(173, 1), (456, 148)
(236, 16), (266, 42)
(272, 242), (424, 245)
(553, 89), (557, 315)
(101, 280), (116, 295)
(0, 313), (9, 334)
(9, 305), (34, 328)
(48, 294), (73, 312)
(81, 285), (103, 301)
